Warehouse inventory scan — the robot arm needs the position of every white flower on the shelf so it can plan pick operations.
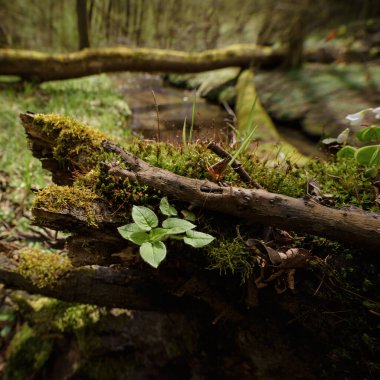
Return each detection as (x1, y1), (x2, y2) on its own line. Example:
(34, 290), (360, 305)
(346, 107), (380, 127)
(373, 107), (380, 119)
(346, 112), (364, 126)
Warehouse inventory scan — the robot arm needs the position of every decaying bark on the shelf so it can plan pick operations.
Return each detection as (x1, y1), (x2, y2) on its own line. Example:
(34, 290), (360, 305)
(0, 43), (375, 82)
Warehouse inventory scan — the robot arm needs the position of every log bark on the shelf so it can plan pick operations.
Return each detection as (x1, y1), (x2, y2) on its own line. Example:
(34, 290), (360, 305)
(0, 44), (375, 82)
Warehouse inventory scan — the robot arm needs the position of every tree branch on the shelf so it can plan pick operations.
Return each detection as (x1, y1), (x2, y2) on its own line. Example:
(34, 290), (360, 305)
(102, 140), (380, 249)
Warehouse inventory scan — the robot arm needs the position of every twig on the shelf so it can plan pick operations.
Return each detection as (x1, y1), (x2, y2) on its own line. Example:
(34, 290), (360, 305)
(207, 141), (263, 189)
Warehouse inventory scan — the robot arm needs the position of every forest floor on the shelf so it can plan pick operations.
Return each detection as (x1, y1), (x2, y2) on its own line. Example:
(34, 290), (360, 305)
(0, 69), (379, 379)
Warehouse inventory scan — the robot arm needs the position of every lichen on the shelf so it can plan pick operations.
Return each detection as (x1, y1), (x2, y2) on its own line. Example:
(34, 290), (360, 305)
(16, 247), (72, 288)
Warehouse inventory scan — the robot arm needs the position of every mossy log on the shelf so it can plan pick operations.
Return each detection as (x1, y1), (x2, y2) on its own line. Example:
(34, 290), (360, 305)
(0, 43), (374, 82)
(0, 45), (283, 82)
(20, 112), (380, 248)
(0, 242), (201, 312)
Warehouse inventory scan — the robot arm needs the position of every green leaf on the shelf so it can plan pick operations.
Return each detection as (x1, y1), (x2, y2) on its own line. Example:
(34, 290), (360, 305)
(132, 205), (158, 231)
(129, 231), (150, 245)
(184, 230), (215, 248)
(337, 146), (356, 160)
(180, 210), (196, 222)
(139, 241), (167, 268)
(118, 223), (145, 240)
(355, 145), (380, 166)
(159, 197), (178, 216)
(356, 125), (380, 143)
(162, 218), (196, 234)
(149, 228), (170, 242)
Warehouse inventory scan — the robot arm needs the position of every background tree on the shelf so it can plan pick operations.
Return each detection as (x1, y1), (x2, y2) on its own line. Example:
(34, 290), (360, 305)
(76, 0), (90, 49)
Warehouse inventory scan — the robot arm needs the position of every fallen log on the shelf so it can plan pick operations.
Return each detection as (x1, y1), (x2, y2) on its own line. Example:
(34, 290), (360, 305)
(0, 44), (283, 82)
(20, 112), (380, 248)
(0, 43), (375, 82)
(102, 140), (380, 248)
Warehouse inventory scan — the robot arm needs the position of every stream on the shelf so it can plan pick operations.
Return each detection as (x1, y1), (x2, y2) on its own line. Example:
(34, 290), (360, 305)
(115, 73), (322, 157)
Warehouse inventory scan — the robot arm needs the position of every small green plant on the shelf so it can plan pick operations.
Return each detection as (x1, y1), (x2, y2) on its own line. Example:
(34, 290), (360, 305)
(117, 197), (215, 268)
(323, 107), (380, 177)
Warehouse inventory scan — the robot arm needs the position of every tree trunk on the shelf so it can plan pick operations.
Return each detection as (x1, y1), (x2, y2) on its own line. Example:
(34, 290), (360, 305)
(76, 0), (90, 50)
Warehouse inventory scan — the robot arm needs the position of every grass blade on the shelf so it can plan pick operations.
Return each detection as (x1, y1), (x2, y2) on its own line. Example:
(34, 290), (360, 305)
(189, 92), (197, 144)
(182, 116), (187, 146)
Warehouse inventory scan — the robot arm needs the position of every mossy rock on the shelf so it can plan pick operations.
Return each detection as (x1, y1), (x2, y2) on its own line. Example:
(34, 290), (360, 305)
(254, 63), (380, 138)
(165, 67), (241, 102)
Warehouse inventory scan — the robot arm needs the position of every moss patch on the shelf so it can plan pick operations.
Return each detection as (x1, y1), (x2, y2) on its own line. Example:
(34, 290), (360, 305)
(33, 112), (111, 168)
(33, 184), (100, 226)
(207, 239), (256, 282)
(17, 247), (72, 288)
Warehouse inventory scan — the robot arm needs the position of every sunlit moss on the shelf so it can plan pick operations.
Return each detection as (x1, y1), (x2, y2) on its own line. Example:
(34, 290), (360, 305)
(33, 113), (111, 167)
(16, 247), (72, 288)
(33, 184), (100, 226)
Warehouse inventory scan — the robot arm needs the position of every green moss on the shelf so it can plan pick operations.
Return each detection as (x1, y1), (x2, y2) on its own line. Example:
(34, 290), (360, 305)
(4, 324), (52, 380)
(33, 112), (110, 168)
(17, 247), (72, 288)
(33, 184), (100, 226)
(207, 239), (256, 282)
(26, 298), (102, 332)
(306, 158), (377, 210)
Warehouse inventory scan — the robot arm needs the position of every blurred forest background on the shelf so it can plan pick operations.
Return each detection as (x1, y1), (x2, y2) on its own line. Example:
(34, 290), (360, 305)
(1, 0), (379, 53)
(1, 1), (380, 380)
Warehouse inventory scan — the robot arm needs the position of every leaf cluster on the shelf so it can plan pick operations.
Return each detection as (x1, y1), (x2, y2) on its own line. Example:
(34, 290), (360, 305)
(118, 197), (215, 268)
